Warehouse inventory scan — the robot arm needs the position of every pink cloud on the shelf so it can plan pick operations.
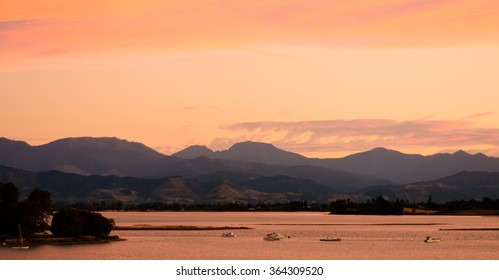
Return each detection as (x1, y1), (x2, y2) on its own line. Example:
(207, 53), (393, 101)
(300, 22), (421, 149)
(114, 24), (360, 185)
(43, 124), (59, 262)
(2, 1), (499, 58)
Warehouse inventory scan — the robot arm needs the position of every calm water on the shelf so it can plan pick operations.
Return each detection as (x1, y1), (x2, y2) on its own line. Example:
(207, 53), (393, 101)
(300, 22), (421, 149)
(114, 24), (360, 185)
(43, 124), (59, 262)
(2, 212), (499, 260)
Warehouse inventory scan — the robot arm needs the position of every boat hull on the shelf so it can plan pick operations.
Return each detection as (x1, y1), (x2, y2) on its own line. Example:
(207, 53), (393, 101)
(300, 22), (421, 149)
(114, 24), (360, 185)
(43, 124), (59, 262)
(424, 236), (441, 243)
(320, 238), (341, 242)
(424, 239), (440, 243)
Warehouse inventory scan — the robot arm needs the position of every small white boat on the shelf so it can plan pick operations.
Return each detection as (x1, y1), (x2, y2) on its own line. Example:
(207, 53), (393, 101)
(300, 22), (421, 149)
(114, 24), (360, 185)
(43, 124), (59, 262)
(320, 237), (341, 242)
(264, 232), (285, 241)
(424, 236), (441, 243)
(221, 232), (236, 237)
(12, 224), (29, 249)
(12, 246), (29, 250)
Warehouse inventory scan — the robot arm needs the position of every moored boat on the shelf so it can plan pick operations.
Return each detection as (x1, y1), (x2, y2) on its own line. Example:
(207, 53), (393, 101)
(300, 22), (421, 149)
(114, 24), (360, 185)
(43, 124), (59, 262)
(424, 236), (441, 243)
(264, 232), (285, 241)
(320, 237), (341, 242)
(12, 224), (29, 249)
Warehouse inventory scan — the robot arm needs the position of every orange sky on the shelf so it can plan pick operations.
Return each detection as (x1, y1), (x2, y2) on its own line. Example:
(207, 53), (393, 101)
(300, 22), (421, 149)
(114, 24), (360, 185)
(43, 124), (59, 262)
(2, 0), (499, 158)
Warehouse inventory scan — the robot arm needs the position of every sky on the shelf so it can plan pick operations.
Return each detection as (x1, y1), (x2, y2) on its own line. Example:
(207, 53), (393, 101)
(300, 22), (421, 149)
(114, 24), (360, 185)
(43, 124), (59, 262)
(2, 0), (499, 158)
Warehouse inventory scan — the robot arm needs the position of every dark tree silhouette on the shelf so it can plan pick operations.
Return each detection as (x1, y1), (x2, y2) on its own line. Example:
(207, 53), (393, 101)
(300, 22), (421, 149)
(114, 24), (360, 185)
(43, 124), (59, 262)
(0, 182), (20, 236)
(51, 207), (114, 237)
(1, 183), (52, 237)
(22, 188), (53, 235)
(0, 182), (19, 206)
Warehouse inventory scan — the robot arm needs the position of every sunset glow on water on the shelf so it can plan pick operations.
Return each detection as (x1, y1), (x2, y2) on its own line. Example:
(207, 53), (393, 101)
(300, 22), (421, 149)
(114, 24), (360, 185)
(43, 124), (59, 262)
(2, 212), (499, 260)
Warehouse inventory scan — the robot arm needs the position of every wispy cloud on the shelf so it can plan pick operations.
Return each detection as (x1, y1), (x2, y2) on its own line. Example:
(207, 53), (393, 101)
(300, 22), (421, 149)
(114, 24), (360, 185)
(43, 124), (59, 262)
(463, 112), (494, 119)
(37, 48), (67, 57)
(220, 117), (499, 157)
(0, 20), (40, 31)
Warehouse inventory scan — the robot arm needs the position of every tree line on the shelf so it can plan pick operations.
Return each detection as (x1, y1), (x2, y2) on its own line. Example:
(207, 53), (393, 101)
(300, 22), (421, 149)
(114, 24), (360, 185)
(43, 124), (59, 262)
(56, 196), (499, 214)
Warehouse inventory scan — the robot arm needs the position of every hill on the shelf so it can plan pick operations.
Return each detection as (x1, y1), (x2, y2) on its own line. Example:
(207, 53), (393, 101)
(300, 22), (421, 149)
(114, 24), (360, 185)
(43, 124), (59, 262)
(360, 171), (499, 203)
(0, 165), (338, 204)
(2, 165), (498, 203)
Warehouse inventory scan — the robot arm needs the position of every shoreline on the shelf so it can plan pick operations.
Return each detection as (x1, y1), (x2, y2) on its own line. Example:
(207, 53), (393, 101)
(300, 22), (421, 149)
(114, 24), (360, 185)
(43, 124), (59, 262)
(113, 225), (252, 230)
(1, 235), (125, 247)
(1, 225), (252, 247)
(439, 228), (499, 231)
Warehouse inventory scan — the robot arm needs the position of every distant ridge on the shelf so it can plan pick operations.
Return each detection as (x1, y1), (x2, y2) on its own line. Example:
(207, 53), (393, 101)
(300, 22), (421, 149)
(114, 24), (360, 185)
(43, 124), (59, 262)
(171, 145), (214, 159)
(173, 141), (307, 165)
(220, 141), (308, 165)
(319, 147), (499, 183)
(174, 142), (499, 183)
(0, 137), (167, 176)
(2, 136), (499, 187)
(0, 137), (384, 190)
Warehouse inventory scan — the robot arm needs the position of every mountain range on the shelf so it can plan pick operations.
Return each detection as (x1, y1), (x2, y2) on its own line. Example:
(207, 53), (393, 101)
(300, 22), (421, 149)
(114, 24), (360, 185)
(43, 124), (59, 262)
(173, 141), (499, 183)
(2, 136), (499, 203)
(0, 137), (388, 190)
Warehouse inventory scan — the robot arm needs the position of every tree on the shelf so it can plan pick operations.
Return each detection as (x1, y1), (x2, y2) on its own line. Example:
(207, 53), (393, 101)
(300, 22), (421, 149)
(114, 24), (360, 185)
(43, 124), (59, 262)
(0, 183), (53, 237)
(85, 211), (115, 237)
(0, 182), (20, 236)
(23, 188), (53, 235)
(0, 182), (19, 206)
(51, 207), (114, 237)
(50, 208), (85, 237)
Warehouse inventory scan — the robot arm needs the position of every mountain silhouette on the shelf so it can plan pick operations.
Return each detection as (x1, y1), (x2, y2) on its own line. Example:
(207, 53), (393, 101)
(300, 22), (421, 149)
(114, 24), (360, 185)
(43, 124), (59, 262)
(173, 143), (499, 183)
(173, 141), (308, 165)
(171, 145), (215, 159)
(0, 137), (167, 176)
(0, 137), (383, 189)
(319, 148), (499, 183)
(3, 137), (499, 189)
